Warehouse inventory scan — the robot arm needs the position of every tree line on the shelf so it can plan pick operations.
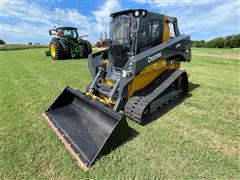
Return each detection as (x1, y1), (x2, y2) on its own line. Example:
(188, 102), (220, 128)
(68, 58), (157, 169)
(192, 34), (240, 48)
(1, 34), (240, 48)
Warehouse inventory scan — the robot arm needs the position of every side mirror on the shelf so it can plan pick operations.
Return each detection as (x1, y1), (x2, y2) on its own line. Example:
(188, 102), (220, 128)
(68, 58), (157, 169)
(49, 30), (52, 36)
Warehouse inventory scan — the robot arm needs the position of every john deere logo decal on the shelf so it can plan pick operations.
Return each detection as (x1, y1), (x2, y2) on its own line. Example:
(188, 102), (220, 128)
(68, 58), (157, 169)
(148, 52), (162, 63)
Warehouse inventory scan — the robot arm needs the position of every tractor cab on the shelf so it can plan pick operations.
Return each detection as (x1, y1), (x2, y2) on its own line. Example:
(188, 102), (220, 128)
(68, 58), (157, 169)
(49, 27), (78, 39)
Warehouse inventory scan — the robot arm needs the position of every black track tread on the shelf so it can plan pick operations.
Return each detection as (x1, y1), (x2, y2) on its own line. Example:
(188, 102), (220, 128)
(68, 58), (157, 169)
(50, 39), (64, 60)
(124, 69), (188, 125)
(59, 40), (71, 59)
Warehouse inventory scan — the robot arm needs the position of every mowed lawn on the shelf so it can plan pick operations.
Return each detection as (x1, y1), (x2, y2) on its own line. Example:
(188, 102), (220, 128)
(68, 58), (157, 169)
(1, 48), (239, 179)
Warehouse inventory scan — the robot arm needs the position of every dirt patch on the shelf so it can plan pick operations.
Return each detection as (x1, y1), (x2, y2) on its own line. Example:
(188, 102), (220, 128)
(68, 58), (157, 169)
(194, 53), (240, 59)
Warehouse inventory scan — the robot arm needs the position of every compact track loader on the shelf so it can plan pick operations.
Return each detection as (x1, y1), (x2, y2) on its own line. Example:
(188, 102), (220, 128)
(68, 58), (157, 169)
(44, 9), (191, 170)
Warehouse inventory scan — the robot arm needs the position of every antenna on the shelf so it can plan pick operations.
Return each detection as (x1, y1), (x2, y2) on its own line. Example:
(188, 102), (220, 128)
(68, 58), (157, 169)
(57, 15), (63, 27)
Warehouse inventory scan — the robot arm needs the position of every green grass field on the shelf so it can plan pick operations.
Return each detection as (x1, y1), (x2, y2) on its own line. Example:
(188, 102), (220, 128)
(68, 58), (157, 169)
(0, 44), (48, 51)
(1, 48), (239, 179)
(192, 47), (239, 55)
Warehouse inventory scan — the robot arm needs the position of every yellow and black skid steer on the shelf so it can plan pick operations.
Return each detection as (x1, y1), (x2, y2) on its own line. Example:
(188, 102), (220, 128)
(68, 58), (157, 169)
(44, 9), (191, 170)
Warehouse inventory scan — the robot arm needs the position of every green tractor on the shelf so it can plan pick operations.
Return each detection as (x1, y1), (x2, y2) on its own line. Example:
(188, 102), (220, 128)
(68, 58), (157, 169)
(46, 26), (92, 60)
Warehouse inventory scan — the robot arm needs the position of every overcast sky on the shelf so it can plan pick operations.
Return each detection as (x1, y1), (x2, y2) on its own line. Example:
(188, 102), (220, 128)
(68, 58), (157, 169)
(1, 0), (239, 44)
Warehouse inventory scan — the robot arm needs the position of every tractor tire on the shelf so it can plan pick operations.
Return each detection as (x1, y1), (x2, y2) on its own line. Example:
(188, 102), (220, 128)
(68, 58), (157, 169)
(79, 44), (87, 58)
(59, 40), (71, 59)
(49, 39), (64, 60)
(78, 38), (85, 44)
(84, 40), (92, 55)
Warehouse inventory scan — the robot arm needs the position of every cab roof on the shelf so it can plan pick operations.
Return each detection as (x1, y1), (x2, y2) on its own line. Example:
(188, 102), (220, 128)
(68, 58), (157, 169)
(110, 9), (164, 18)
(56, 27), (77, 30)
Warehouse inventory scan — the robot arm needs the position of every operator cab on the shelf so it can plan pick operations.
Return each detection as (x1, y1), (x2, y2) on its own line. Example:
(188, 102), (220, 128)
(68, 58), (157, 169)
(50, 27), (78, 39)
(109, 9), (169, 69)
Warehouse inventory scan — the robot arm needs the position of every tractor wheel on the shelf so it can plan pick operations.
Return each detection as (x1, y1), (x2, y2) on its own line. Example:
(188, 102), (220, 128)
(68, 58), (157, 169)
(59, 40), (71, 59)
(84, 40), (92, 55)
(79, 44), (87, 58)
(49, 39), (64, 60)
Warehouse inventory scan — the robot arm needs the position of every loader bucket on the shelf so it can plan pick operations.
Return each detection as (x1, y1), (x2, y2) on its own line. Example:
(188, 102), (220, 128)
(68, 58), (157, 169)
(44, 86), (131, 170)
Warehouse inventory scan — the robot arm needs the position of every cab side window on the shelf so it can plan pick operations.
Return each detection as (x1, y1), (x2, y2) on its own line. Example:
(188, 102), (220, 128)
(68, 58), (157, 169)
(138, 18), (163, 53)
(150, 19), (162, 45)
(169, 23), (176, 38)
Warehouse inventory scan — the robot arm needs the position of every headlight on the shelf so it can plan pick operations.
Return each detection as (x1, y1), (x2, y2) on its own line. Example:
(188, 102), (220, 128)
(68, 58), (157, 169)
(110, 16), (113, 22)
(141, 10), (147, 17)
(134, 11), (140, 17)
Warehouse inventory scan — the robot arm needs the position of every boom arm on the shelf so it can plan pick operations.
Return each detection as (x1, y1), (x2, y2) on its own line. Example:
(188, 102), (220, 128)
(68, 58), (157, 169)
(133, 34), (191, 74)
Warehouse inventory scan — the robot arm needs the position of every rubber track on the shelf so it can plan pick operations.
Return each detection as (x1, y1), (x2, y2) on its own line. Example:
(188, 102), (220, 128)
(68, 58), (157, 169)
(124, 69), (186, 124)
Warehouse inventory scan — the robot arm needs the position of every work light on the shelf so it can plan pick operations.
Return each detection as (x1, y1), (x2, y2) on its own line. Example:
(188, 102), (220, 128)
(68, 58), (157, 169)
(134, 11), (140, 17)
(110, 16), (113, 22)
(141, 10), (147, 17)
